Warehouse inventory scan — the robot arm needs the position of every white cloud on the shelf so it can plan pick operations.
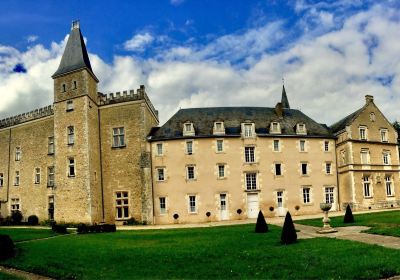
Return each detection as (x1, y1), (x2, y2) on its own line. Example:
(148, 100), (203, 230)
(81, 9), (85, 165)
(26, 35), (38, 43)
(123, 32), (154, 52)
(170, 0), (184, 6)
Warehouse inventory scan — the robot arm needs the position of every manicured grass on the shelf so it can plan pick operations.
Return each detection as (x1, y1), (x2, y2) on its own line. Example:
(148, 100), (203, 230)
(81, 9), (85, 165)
(296, 210), (400, 236)
(0, 271), (22, 280)
(2, 224), (400, 279)
(0, 228), (59, 242)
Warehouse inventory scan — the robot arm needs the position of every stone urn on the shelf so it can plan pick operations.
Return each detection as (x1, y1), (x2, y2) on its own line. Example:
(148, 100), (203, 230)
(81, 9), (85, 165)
(317, 203), (338, 233)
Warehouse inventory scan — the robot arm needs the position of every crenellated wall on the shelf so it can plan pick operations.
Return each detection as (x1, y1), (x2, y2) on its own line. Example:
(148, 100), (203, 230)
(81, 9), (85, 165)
(0, 106), (54, 129)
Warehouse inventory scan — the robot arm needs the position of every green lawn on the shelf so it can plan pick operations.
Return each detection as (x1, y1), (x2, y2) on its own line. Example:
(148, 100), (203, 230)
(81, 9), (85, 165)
(0, 271), (22, 280)
(0, 228), (59, 242)
(1, 224), (400, 279)
(296, 210), (400, 236)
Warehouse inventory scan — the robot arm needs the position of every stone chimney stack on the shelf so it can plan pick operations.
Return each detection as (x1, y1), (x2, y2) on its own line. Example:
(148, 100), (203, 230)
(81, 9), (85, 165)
(365, 95), (374, 104)
(275, 102), (284, 118)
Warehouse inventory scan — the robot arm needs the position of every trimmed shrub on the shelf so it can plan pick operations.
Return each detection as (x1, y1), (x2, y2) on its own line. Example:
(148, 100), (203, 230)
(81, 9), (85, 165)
(101, 224), (116, 233)
(11, 211), (23, 224)
(281, 211), (297, 245)
(27, 215), (39, 226)
(255, 211), (268, 233)
(0, 235), (14, 260)
(79, 224), (116, 234)
(344, 204), (355, 223)
(52, 223), (68, 234)
(77, 223), (89, 234)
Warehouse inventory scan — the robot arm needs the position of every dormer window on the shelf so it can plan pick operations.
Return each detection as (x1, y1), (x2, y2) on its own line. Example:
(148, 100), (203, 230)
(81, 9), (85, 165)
(183, 122), (195, 136)
(213, 122), (225, 135)
(61, 83), (66, 93)
(270, 122), (281, 134)
(296, 123), (307, 135)
(242, 123), (254, 138)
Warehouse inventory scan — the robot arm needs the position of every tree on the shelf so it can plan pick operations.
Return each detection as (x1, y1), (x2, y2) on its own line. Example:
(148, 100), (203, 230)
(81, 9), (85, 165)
(281, 211), (297, 244)
(255, 210), (268, 233)
(343, 204), (354, 223)
(393, 121), (400, 143)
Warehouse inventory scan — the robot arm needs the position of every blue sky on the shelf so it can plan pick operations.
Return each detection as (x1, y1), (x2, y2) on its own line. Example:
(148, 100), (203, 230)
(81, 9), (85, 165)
(0, 0), (400, 124)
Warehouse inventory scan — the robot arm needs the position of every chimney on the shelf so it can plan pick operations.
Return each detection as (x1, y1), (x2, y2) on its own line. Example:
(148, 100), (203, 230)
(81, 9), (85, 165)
(365, 95), (374, 104)
(275, 102), (284, 118)
(71, 20), (80, 30)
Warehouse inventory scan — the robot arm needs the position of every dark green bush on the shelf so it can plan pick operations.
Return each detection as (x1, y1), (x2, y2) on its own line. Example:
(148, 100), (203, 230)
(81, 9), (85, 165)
(77, 223), (89, 234)
(344, 204), (355, 223)
(27, 215), (39, 226)
(281, 211), (297, 245)
(52, 223), (68, 234)
(101, 224), (116, 232)
(11, 211), (23, 224)
(255, 210), (268, 233)
(79, 224), (116, 234)
(0, 235), (14, 260)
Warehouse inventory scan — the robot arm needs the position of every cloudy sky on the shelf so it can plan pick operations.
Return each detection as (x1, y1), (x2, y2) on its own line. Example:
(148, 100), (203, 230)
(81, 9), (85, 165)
(0, 0), (399, 125)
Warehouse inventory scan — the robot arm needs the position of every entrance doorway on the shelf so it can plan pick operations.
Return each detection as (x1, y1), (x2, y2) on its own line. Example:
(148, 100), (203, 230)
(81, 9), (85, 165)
(247, 193), (259, 218)
(220, 194), (228, 220)
(277, 191), (286, 216)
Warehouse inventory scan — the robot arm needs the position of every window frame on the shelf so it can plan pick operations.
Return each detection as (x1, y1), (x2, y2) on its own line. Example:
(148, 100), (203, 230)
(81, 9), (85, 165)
(159, 197), (167, 214)
(301, 163), (308, 176)
(380, 129), (388, 142)
(324, 141), (329, 152)
(385, 176), (394, 197)
(188, 195), (197, 213)
(270, 122), (281, 134)
(216, 139), (224, 153)
(66, 100), (74, 112)
(302, 187), (311, 204)
(67, 126), (75, 145)
(244, 146), (255, 163)
(115, 191), (130, 220)
(360, 149), (370, 164)
(243, 123), (254, 138)
(0, 173), (3, 187)
(14, 171), (20, 186)
(47, 166), (55, 187)
(186, 140), (193, 155)
(48, 136), (55, 155)
(157, 168), (165, 181)
(325, 162), (332, 175)
(359, 126), (367, 140)
(186, 165), (195, 180)
(156, 143), (163, 156)
(11, 198), (20, 213)
(245, 173), (257, 190)
(299, 140), (306, 152)
(275, 163), (282, 176)
(363, 176), (372, 198)
(34, 168), (41, 184)
(218, 164), (225, 178)
(273, 139), (280, 152)
(112, 127), (125, 148)
(68, 158), (75, 177)
(383, 151), (390, 165)
(15, 147), (21, 161)
(325, 187), (335, 204)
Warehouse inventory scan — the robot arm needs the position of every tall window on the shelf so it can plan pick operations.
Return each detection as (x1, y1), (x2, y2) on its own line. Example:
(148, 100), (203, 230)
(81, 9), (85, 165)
(360, 149), (369, 164)
(66, 100), (74, 111)
(15, 147), (21, 161)
(341, 150), (346, 165)
(244, 124), (253, 137)
(11, 198), (20, 213)
(68, 158), (75, 177)
(0, 173), (3, 187)
(275, 163), (282, 176)
(380, 129), (388, 142)
(116, 191), (129, 219)
(220, 194), (227, 211)
(48, 136), (54, 155)
(61, 83), (66, 92)
(187, 166), (195, 180)
(325, 163), (332, 174)
(157, 168), (165, 181)
(325, 187), (334, 203)
(112, 127), (125, 147)
(159, 197), (166, 214)
(273, 140), (280, 152)
(245, 173), (257, 190)
(324, 141), (329, 152)
(385, 176), (393, 196)
(67, 126), (75, 145)
(301, 163), (308, 175)
(383, 151), (390, 165)
(189, 195), (197, 213)
(48, 196), (55, 220)
(186, 141), (193, 155)
(299, 140), (305, 152)
(35, 168), (41, 184)
(156, 143), (163, 156)
(302, 187), (311, 204)
(218, 165), (225, 178)
(216, 140), (224, 152)
(14, 171), (20, 186)
(363, 176), (371, 198)
(73, 80), (77, 89)
(244, 147), (255, 163)
(48, 166), (55, 187)
(359, 126), (367, 140)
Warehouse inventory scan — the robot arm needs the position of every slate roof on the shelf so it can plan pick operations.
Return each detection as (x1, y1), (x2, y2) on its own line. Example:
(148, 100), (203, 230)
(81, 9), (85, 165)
(330, 107), (364, 134)
(52, 23), (98, 81)
(149, 107), (334, 140)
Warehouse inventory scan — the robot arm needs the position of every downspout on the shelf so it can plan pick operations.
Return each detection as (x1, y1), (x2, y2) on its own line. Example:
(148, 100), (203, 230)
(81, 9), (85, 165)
(98, 108), (105, 222)
(149, 139), (156, 225)
(334, 139), (341, 211)
(0, 129), (12, 212)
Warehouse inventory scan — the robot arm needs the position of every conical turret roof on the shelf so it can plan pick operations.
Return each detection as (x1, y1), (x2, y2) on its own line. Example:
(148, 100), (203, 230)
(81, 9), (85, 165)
(281, 85), (290, 109)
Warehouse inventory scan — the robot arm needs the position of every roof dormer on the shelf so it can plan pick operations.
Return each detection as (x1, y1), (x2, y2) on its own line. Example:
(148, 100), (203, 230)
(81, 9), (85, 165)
(213, 121), (225, 135)
(296, 123), (307, 135)
(270, 122), (281, 134)
(242, 122), (255, 138)
(183, 122), (195, 136)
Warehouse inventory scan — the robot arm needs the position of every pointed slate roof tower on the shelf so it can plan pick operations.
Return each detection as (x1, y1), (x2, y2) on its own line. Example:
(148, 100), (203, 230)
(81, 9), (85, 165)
(281, 85), (290, 109)
(52, 20), (98, 81)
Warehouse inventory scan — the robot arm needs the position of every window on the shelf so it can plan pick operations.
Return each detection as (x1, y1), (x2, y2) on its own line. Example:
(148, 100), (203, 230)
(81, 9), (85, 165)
(361, 149), (369, 164)
(296, 123), (306, 135)
(159, 197), (166, 214)
(270, 122), (281, 134)
(243, 123), (253, 137)
(11, 198), (20, 213)
(14, 171), (20, 186)
(381, 129), (388, 142)
(185, 123), (192, 132)
(359, 126), (367, 140)
(218, 165), (225, 178)
(48, 137), (54, 155)
(299, 140), (306, 152)
(216, 140), (224, 152)
(386, 176), (393, 196)
(325, 187), (334, 203)
(187, 166), (195, 180)
(116, 191), (129, 219)
(301, 163), (308, 175)
(302, 187), (311, 204)
(325, 163), (332, 174)
(213, 122), (225, 134)
(220, 194), (227, 210)
(341, 149), (346, 165)
(48, 196), (55, 220)
(244, 147), (255, 163)
(273, 140), (280, 152)
(48, 166), (55, 187)
(363, 176), (371, 198)
(370, 113), (375, 122)
(186, 141), (193, 155)
(183, 123), (195, 136)
(112, 127), (125, 147)
(156, 143), (163, 155)
(66, 100), (74, 111)
(189, 195), (197, 213)
(324, 141), (329, 152)
(383, 151), (390, 165)
(15, 147), (21, 161)
(0, 173), (3, 187)
(73, 80), (77, 89)
(35, 168), (41, 184)
(245, 173), (257, 190)
(61, 83), (66, 92)
(68, 158), (75, 177)
(67, 126), (75, 145)
(157, 168), (165, 181)
(275, 163), (282, 176)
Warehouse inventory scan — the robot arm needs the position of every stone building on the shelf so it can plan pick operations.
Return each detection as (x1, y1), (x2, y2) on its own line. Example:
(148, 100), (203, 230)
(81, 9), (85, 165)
(0, 21), (158, 224)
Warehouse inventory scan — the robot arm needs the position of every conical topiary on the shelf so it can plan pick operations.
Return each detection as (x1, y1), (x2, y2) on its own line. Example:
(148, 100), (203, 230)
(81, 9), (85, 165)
(343, 204), (354, 223)
(281, 211), (297, 244)
(255, 210), (268, 233)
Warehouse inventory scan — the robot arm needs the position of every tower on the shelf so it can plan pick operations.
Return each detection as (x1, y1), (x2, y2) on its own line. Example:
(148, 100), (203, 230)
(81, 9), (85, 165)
(51, 21), (103, 223)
